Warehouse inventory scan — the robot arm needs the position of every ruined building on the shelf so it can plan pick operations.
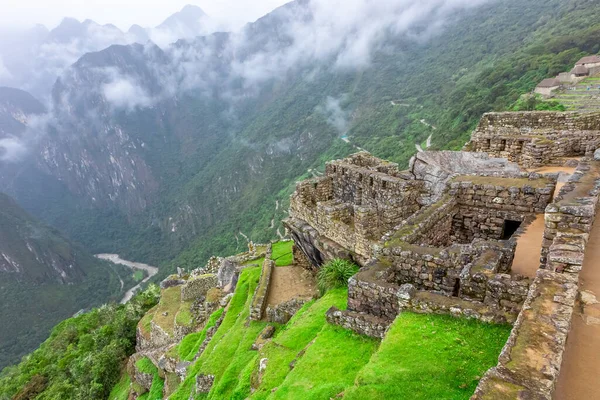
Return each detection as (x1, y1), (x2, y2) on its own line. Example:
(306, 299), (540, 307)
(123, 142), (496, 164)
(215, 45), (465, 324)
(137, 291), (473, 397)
(285, 111), (600, 399)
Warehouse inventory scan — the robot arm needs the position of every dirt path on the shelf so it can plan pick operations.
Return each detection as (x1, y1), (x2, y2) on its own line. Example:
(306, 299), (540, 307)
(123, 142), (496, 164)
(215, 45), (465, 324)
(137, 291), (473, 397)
(554, 219), (600, 399)
(511, 215), (545, 278)
(511, 165), (576, 278)
(96, 254), (159, 304)
(265, 265), (317, 307)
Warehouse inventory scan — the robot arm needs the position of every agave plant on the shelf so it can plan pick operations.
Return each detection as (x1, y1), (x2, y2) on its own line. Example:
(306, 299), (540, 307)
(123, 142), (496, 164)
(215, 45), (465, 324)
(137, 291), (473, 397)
(317, 259), (359, 295)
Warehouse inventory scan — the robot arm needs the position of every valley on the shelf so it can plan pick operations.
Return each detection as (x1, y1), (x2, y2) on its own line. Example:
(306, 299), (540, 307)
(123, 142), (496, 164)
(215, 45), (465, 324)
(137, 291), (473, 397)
(1, 0), (600, 398)
(96, 254), (159, 304)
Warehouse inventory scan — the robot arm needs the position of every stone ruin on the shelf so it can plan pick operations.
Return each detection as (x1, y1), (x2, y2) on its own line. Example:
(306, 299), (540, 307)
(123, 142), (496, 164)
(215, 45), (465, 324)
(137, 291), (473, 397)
(467, 111), (600, 168)
(286, 149), (554, 325)
(286, 110), (600, 399)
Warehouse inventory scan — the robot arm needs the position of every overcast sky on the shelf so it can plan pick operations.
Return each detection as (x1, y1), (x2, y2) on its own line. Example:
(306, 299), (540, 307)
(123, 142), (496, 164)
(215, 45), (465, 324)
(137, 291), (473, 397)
(1, 0), (291, 31)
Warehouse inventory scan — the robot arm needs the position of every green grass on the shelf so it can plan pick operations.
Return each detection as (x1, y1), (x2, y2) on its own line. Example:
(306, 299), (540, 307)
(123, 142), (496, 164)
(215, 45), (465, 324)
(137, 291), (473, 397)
(133, 270), (145, 282)
(108, 373), (131, 400)
(343, 313), (512, 400)
(250, 288), (351, 399)
(169, 267), (265, 400)
(138, 374), (164, 400)
(268, 324), (378, 399)
(175, 307), (193, 327)
(136, 357), (158, 375)
(153, 286), (184, 335)
(177, 308), (225, 361)
(271, 241), (293, 267)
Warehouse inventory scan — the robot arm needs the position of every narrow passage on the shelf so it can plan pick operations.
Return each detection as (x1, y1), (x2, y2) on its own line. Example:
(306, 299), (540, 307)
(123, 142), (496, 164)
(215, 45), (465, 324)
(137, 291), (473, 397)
(554, 218), (600, 399)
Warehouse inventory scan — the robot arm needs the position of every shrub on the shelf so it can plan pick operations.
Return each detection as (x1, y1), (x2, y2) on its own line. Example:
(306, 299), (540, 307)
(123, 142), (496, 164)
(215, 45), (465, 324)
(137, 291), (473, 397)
(317, 259), (359, 295)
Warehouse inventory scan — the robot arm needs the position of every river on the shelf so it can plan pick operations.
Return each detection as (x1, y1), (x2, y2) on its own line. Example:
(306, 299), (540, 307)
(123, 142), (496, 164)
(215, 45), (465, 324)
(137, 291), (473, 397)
(95, 254), (159, 304)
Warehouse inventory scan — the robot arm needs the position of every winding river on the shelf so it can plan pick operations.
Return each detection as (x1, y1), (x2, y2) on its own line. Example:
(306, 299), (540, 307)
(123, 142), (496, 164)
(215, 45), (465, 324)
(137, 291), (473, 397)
(95, 254), (159, 304)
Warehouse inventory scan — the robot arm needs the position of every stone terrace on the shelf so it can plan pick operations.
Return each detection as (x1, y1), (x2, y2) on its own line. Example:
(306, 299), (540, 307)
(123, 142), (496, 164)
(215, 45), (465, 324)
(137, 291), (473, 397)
(467, 111), (600, 168)
(286, 149), (557, 330)
(287, 110), (600, 399)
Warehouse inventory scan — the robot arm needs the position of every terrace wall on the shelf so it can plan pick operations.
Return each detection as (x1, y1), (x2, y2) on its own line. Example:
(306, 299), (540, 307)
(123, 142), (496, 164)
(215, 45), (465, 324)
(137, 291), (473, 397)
(468, 112), (600, 167)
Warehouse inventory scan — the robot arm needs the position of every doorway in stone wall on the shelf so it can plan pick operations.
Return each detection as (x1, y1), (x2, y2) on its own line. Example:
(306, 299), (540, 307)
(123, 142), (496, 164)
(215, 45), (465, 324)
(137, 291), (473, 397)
(501, 219), (522, 239)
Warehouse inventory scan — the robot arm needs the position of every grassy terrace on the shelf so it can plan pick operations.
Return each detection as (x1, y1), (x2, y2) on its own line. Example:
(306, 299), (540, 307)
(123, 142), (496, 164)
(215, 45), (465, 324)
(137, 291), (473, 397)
(552, 77), (600, 111)
(161, 264), (509, 400)
(271, 240), (293, 266)
(344, 313), (511, 400)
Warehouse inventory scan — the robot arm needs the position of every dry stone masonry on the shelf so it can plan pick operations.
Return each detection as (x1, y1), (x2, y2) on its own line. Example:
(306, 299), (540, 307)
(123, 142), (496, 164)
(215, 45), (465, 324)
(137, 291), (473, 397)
(468, 112), (600, 168)
(286, 110), (600, 399)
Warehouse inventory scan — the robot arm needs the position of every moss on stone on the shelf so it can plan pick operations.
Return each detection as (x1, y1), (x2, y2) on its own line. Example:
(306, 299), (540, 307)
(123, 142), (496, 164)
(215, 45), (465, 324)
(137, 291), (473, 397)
(136, 357), (158, 375)
(153, 286), (184, 336)
(139, 306), (157, 339)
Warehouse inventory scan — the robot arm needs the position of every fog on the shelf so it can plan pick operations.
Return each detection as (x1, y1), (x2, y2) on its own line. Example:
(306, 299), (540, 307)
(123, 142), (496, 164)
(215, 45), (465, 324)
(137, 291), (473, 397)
(0, 0), (493, 161)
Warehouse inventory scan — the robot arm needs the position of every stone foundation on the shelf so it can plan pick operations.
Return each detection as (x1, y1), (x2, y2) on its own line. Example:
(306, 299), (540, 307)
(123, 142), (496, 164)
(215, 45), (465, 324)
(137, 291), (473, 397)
(325, 306), (390, 338)
(468, 111), (600, 167)
(250, 246), (274, 321)
(266, 298), (308, 324)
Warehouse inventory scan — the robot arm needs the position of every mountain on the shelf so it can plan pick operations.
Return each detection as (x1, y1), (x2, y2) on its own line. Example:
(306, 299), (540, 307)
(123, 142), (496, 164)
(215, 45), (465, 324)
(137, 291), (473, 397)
(0, 192), (130, 369)
(1, 0), (598, 278)
(0, 192), (87, 282)
(157, 4), (211, 35)
(0, 7), (217, 99)
(0, 87), (45, 138)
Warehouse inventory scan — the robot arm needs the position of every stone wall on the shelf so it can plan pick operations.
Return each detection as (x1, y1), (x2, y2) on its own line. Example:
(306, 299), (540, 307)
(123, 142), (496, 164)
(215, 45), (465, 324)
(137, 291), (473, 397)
(325, 306), (391, 338)
(472, 161), (600, 399)
(472, 270), (578, 400)
(397, 284), (518, 324)
(288, 152), (425, 259)
(347, 271), (400, 320)
(390, 195), (457, 247)
(449, 176), (554, 242)
(285, 217), (354, 269)
(541, 161), (600, 271)
(266, 298), (309, 324)
(181, 274), (218, 301)
(249, 246), (274, 321)
(468, 111), (600, 167)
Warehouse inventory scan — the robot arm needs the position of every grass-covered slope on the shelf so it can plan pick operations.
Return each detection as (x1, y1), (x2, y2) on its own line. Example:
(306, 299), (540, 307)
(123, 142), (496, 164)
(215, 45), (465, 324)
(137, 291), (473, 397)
(344, 314), (512, 400)
(159, 265), (510, 400)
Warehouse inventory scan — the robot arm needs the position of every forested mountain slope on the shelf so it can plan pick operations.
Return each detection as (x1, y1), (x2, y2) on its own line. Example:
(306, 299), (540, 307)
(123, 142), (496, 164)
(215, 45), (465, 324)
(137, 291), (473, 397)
(0, 193), (130, 369)
(1, 0), (599, 279)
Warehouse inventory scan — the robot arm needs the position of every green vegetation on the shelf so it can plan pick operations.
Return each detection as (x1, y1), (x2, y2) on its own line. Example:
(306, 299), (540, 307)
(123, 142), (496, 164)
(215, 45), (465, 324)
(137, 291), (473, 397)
(138, 374), (164, 400)
(175, 307), (193, 327)
(512, 94), (566, 111)
(177, 308), (224, 361)
(317, 259), (360, 295)
(0, 193), (133, 369)
(344, 313), (512, 400)
(108, 373), (131, 400)
(136, 357), (158, 375)
(271, 241), (294, 267)
(169, 267), (265, 400)
(269, 324), (378, 400)
(152, 286), (184, 335)
(250, 289), (349, 399)
(133, 270), (145, 282)
(0, 286), (159, 400)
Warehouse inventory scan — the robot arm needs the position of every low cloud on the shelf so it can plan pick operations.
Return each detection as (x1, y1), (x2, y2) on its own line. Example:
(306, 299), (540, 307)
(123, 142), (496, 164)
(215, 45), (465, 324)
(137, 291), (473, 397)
(102, 77), (153, 110)
(317, 95), (351, 134)
(0, 137), (28, 162)
(0, 57), (11, 82)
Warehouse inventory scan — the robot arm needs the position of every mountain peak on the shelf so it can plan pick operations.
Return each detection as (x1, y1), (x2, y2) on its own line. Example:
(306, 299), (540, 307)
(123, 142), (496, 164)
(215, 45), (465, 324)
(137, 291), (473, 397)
(157, 4), (211, 32)
(180, 4), (208, 16)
